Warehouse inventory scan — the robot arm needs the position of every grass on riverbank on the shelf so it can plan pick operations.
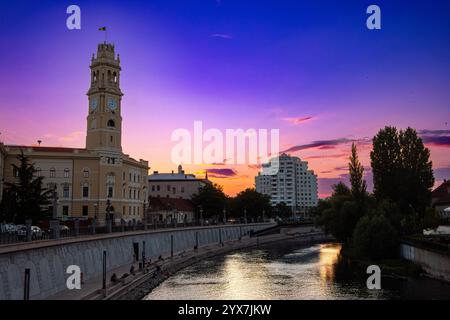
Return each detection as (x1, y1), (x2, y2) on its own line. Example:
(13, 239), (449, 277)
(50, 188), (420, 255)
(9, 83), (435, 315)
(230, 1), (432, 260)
(340, 244), (422, 278)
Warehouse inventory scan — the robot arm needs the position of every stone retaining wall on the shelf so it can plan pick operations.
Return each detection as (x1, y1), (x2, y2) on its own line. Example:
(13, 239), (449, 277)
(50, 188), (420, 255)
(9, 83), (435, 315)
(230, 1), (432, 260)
(0, 223), (273, 300)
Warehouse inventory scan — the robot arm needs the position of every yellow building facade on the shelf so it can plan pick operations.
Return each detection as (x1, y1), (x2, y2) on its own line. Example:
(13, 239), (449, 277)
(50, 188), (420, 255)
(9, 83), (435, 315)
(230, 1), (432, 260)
(1, 43), (149, 224)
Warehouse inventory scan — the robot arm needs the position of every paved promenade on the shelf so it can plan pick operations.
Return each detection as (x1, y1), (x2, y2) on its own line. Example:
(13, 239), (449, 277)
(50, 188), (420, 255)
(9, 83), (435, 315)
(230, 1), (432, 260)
(47, 230), (329, 300)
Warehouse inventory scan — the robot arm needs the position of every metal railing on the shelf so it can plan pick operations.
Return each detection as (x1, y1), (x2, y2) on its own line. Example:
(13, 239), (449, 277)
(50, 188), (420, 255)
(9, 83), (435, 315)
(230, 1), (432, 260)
(0, 218), (270, 246)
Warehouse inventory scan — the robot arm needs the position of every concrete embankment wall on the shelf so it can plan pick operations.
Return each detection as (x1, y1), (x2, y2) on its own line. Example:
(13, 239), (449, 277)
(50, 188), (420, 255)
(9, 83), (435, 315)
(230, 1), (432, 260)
(400, 242), (450, 282)
(0, 223), (273, 300)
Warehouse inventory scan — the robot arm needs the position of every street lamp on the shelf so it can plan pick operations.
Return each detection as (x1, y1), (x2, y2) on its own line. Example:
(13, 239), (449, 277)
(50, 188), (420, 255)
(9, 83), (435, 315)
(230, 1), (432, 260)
(94, 203), (98, 220)
(52, 187), (59, 220)
(143, 200), (147, 229)
(199, 206), (203, 226)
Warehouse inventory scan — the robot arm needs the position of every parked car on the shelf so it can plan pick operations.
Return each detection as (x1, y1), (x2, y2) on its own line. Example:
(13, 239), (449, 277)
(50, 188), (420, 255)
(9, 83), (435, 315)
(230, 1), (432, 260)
(31, 226), (43, 239)
(60, 225), (70, 232)
(16, 226), (28, 239)
(1, 223), (17, 234)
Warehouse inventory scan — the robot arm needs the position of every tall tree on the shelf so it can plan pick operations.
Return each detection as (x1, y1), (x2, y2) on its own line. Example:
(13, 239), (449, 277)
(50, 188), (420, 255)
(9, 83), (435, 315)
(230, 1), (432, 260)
(191, 183), (228, 220)
(348, 143), (367, 199)
(398, 127), (434, 215)
(371, 126), (401, 202)
(231, 188), (272, 220)
(371, 126), (434, 218)
(1, 152), (52, 223)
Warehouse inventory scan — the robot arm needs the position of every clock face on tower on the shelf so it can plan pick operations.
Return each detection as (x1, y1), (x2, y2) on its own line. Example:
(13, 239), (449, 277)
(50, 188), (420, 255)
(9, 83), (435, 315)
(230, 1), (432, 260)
(90, 98), (98, 110)
(107, 98), (117, 110)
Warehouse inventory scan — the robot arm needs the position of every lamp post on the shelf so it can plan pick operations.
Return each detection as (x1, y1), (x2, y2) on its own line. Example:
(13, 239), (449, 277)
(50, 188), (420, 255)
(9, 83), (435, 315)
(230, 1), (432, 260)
(143, 200), (147, 230)
(106, 199), (112, 232)
(223, 207), (227, 224)
(50, 187), (60, 239)
(199, 206), (203, 226)
(244, 208), (247, 224)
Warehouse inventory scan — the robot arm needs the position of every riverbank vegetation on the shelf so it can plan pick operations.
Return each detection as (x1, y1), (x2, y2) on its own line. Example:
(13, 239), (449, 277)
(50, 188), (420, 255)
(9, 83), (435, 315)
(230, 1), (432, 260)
(313, 126), (438, 261)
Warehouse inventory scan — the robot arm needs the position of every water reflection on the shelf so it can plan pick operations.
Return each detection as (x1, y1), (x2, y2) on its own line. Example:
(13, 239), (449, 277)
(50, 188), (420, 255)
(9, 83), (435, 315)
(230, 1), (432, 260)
(145, 242), (450, 300)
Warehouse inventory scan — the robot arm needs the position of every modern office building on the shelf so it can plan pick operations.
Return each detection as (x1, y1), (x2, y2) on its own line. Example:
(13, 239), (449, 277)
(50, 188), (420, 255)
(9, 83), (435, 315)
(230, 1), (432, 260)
(255, 153), (318, 214)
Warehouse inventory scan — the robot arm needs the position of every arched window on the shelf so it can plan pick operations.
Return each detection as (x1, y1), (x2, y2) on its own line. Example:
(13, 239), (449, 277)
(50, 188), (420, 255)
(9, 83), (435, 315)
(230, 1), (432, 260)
(50, 168), (56, 178)
(107, 119), (115, 127)
(113, 72), (117, 83)
(64, 168), (70, 178)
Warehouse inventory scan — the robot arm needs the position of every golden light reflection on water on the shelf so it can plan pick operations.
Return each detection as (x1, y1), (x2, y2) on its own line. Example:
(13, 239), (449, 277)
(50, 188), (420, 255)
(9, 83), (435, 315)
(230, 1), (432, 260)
(318, 243), (342, 282)
(220, 253), (273, 300)
(146, 242), (344, 300)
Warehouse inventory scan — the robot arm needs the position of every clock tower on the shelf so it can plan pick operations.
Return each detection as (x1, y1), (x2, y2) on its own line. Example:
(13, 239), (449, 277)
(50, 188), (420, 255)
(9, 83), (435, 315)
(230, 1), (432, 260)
(86, 43), (123, 152)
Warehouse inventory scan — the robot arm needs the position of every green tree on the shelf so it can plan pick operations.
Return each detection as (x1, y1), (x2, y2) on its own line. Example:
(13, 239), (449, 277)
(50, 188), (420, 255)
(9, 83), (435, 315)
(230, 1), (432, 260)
(231, 188), (272, 220)
(191, 183), (228, 220)
(349, 143), (367, 199)
(1, 152), (52, 223)
(352, 214), (398, 260)
(370, 126), (434, 224)
(371, 126), (401, 203)
(398, 127), (434, 216)
(273, 202), (292, 218)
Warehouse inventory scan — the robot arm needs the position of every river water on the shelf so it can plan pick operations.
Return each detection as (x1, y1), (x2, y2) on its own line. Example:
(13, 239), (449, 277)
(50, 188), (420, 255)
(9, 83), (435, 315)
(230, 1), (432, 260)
(145, 241), (450, 300)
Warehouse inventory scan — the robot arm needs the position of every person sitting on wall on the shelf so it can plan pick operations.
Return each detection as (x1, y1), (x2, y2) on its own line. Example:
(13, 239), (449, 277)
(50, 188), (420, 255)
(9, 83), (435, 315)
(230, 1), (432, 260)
(110, 273), (118, 283)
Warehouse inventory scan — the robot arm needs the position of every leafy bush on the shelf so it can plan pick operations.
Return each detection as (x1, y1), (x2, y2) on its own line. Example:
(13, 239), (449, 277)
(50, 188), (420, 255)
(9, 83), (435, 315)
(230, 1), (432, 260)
(353, 214), (399, 260)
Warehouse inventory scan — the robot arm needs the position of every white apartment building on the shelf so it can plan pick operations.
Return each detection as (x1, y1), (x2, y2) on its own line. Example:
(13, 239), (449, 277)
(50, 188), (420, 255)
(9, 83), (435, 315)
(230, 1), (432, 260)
(255, 153), (318, 213)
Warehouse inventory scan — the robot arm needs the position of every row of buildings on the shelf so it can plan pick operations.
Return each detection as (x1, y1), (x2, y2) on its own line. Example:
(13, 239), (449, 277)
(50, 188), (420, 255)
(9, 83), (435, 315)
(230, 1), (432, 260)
(1, 42), (447, 225)
(0, 41), (321, 225)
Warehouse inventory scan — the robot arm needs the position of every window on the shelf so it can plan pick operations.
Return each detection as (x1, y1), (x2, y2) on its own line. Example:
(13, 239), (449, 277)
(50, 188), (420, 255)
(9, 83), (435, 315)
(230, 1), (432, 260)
(167, 185), (171, 192)
(50, 168), (56, 178)
(172, 187), (176, 194)
(36, 168), (41, 177)
(82, 185), (89, 198)
(157, 185), (160, 191)
(129, 189), (132, 199)
(181, 187), (185, 193)
(63, 185), (70, 198)
(63, 206), (69, 216)
(151, 185), (155, 191)
(83, 169), (89, 178)
(133, 189), (136, 199)
(110, 135), (113, 143)
(107, 120), (115, 127)
(64, 168), (70, 178)
(82, 206), (89, 216)
(137, 190), (140, 199)
(107, 186), (113, 198)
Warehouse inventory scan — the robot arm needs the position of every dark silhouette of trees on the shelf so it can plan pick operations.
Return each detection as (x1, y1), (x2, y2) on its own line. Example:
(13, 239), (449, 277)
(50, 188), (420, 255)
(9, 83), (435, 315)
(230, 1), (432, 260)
(0, 152), (52, 223)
